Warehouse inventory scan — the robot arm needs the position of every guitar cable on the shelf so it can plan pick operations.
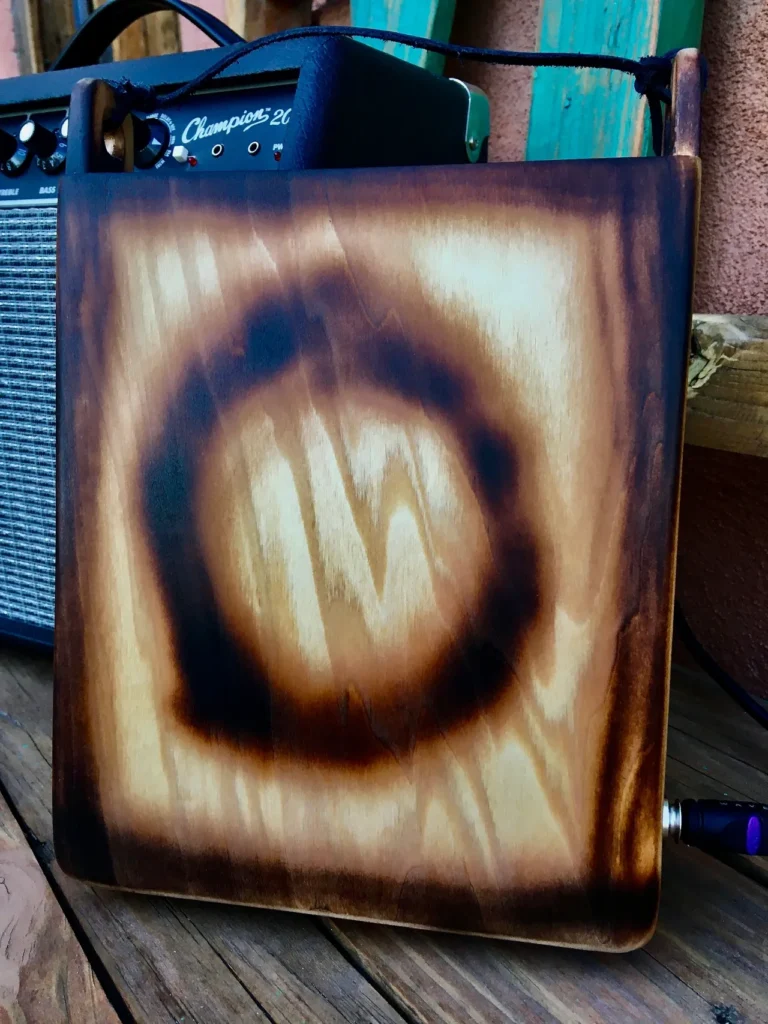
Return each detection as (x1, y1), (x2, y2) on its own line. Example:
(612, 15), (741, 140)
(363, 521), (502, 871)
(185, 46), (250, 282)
(663, 602), (768, 857)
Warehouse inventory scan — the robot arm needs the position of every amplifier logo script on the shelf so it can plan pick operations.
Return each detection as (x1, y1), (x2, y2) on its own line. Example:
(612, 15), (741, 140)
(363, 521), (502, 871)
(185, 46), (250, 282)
(182, 107), (292, 144)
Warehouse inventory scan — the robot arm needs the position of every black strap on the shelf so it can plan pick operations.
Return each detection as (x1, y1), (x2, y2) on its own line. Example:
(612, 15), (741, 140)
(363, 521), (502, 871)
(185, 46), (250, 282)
(99, 25), (704, 157)
(50, 0), (244, 71)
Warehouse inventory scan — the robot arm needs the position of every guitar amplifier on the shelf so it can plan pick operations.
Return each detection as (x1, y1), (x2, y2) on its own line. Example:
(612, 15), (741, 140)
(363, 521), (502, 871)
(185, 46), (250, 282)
(0, 22), (489, 644)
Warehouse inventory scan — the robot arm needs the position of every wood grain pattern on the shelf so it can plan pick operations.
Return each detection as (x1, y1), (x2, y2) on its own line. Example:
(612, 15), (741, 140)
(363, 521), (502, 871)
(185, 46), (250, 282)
(10, 0), (43, 75)
(92, 0), (180, 60)
(55, 159), (698, 950)
(329, 666), (768, 1024)
(5, 646), (768, 1022)
(0, 790), (120, 1024)
(687, 315), (768, 458)
(0, 648), (408, 1024)
(34, 0), (74, 69)
(669, 48), (703, 158)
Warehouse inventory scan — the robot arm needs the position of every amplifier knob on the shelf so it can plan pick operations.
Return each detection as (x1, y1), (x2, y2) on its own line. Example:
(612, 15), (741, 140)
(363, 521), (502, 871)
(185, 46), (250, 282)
(19, 120), (58, 159)
(0, 127), (16, 162)
(22, 118), (68, 175)
(0, 127), (31, 177)
(133, 116), (171, 169)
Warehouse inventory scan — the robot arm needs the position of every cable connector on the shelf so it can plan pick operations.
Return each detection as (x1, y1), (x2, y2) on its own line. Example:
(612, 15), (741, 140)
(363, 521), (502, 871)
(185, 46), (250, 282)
(664, 799), (768, 855)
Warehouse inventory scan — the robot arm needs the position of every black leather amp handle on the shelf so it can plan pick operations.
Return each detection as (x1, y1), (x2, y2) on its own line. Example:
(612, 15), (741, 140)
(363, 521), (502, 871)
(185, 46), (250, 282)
(50, 0), (244, 71)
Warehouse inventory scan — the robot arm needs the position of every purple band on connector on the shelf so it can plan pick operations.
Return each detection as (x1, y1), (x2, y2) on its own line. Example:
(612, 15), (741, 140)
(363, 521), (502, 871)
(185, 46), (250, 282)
(746, 815), (762, 855)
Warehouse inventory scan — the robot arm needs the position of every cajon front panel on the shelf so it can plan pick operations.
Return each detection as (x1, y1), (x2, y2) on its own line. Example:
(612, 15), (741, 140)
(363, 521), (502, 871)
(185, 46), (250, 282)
(55, 159), (698, 950)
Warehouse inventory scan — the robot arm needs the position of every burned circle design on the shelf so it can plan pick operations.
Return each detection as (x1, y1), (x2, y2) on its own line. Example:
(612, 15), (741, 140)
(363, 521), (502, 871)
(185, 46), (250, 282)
(140, 296), (540, 765)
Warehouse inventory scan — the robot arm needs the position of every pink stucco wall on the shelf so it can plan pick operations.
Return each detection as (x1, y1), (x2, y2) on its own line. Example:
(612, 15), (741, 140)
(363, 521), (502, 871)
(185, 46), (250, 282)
(694, 0), (767, 314)
(179, 0), (227, 51)
(448, 0), (539, 162)
(0, 0), (21, 78)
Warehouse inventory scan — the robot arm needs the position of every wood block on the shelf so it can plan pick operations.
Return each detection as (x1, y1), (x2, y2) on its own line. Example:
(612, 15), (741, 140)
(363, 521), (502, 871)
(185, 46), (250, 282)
(91, 0), (180, 61)
(33, 0), (74, 69)
(0, 791), (119, 1023)
(686, 315), (768, 458)
(10, 0), (43, 74)
(55, 158), (698, 950)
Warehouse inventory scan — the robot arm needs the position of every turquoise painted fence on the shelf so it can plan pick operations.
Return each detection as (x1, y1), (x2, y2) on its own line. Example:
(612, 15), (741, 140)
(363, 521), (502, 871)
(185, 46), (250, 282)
(349, 0), (457, 74)
(526, 0), (706, 160)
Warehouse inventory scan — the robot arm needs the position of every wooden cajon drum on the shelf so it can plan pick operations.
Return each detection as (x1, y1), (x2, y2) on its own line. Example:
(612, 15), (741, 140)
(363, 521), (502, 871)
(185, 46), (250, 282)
(54, 59), (700, 951)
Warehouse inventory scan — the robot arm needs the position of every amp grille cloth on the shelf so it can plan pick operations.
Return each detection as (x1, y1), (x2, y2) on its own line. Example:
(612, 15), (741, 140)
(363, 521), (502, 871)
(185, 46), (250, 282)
(0, 204), (57, 629)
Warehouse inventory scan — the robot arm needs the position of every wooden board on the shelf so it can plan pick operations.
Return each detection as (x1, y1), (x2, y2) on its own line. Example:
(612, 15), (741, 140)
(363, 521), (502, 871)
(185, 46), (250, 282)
(55, 158), (698, 950)
(92, 0), (180, 61)
(686, 315), (768, 458)
(10, 0), (43, 74)
(32, 0), (74, 69)
(0, 789), (120, 1023)
(526, 0), (706, 161)
(4, 646), (768, 1022)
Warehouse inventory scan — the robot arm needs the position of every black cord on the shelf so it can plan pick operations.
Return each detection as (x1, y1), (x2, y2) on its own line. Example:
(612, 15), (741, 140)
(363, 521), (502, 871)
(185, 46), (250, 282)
(104, 25), (697, 156)
(674, 601), (768, 731)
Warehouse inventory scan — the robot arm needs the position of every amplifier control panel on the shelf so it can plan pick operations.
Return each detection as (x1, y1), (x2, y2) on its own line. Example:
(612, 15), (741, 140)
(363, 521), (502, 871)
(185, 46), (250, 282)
(0, 109), (67, 202)
(0, 81), (297, 203)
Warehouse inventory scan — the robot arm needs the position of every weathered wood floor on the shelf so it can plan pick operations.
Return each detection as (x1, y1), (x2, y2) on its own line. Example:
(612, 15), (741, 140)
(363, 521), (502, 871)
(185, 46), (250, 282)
(1, 645), (767, 1023)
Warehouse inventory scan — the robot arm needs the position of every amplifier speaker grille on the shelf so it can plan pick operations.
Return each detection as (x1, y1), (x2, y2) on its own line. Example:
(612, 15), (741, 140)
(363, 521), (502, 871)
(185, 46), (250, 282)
(0, 204), (57, 630)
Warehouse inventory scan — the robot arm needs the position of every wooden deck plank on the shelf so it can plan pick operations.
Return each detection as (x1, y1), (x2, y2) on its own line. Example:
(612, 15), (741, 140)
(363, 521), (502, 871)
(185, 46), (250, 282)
(0, 789), (120, 1024)
(668, 663), (768, 774)
(665, 662), (768, 891)
(2, 645), (768, 1023)
(326, 838), (768, 1024)
(325, 665), (768, 1024)
(687, 315), (768, 459)
(0, 648), (407, 1024)
(324, 912), (716, 1024)
(650, 847), (768, 1024)
(666, 718), (768, 804)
